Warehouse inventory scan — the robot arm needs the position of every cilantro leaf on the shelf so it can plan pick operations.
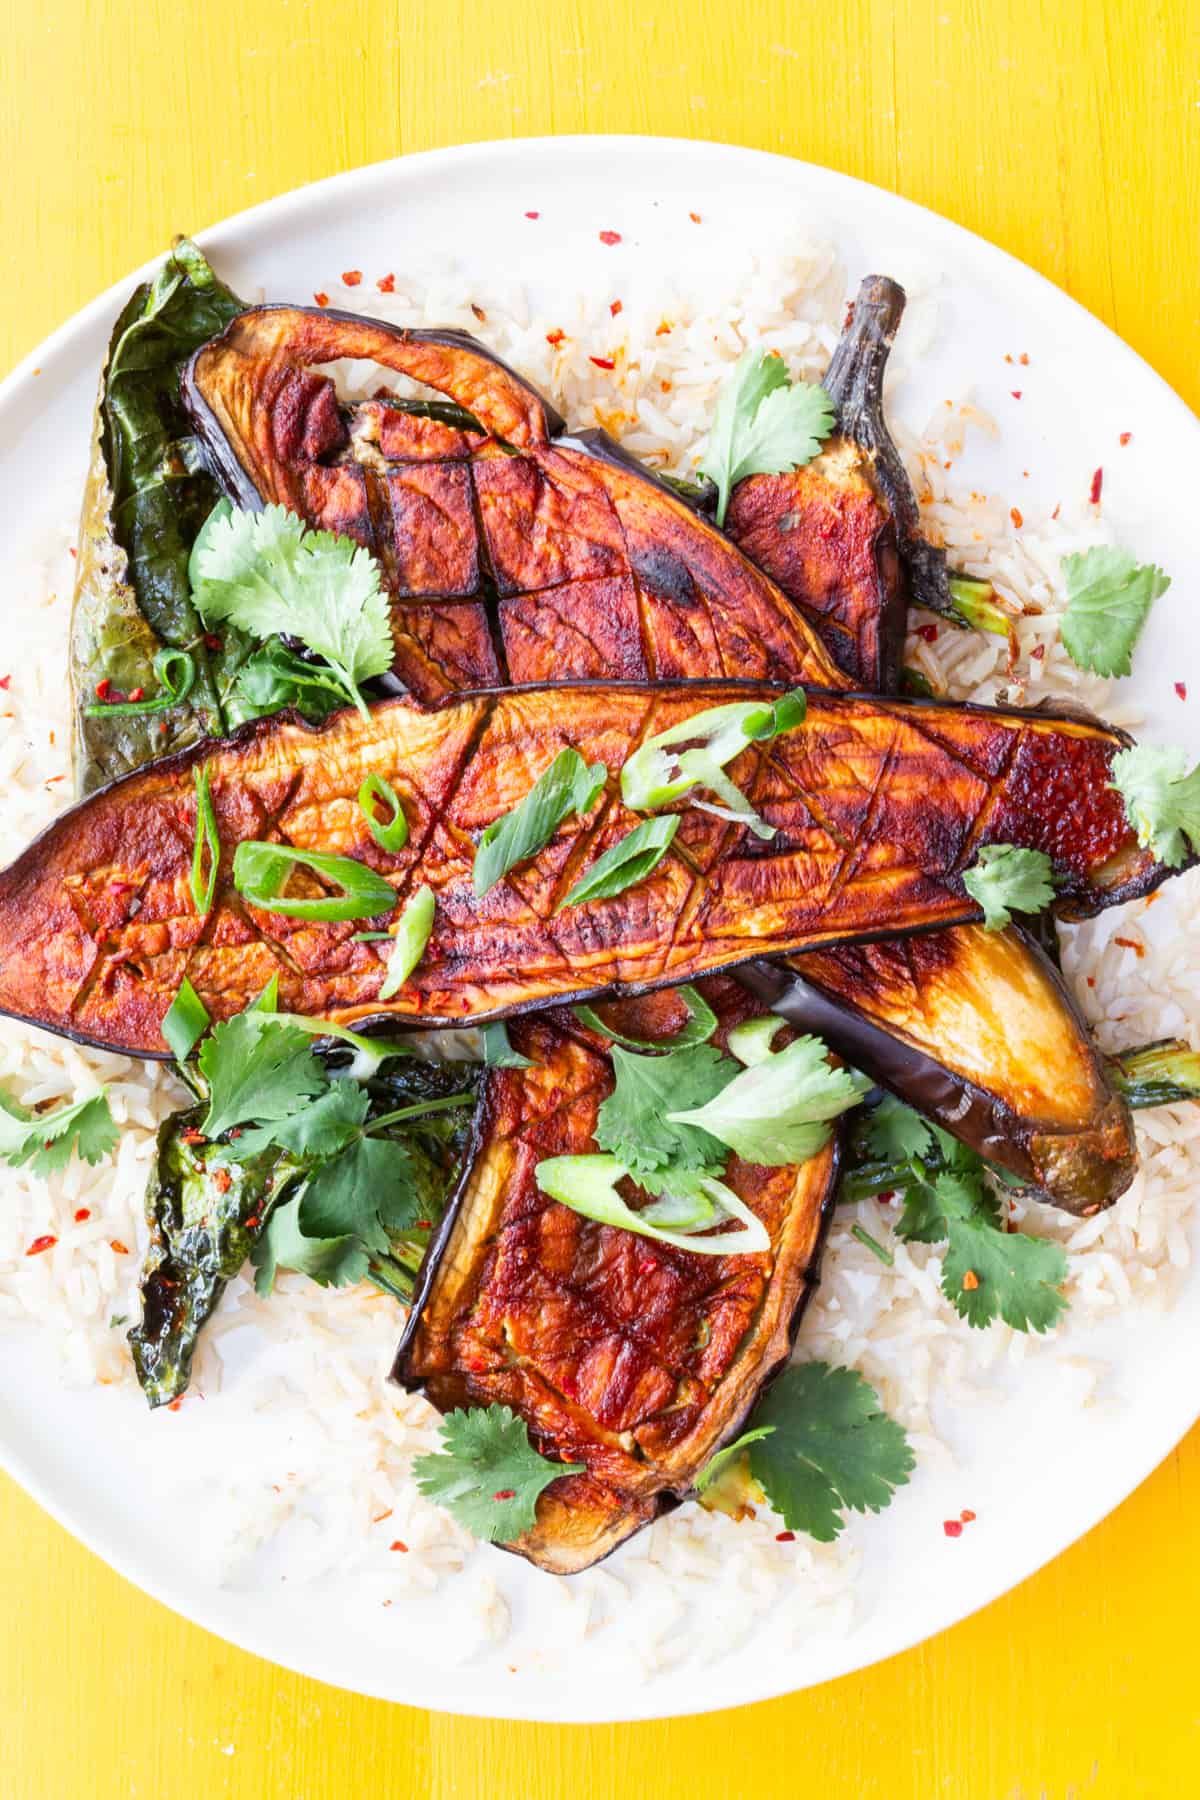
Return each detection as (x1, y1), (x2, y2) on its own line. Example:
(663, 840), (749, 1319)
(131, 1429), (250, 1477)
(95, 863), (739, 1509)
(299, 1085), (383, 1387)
(695, 1425), (776, 1493)
(474, 749), (607, 897)
(251, 1193), (366, 1294)
(481, 1021), (535, 1069)
(0, 1088), (119, 1177)
(235, 640), (348, 722)
(189, 502), (393, 718)
(1060, 545), (1170, 678)
(962, 844), (1057, 930)
(198, 1010), (328, 1141)
(865, 1095), (933, 1163)
(669, 1035), (868, 1166)
(1109, 744), (1200, 869)
(413, 1404), (585, 1544)
(297, 1137), (420, 1252)
(219, 1079), (369, 1163)
(941, 1215), (1067, 1333)
(594, 1042), (737, 1179)
(747, 1363), (914, 1542)
(699, 348), (834, 526)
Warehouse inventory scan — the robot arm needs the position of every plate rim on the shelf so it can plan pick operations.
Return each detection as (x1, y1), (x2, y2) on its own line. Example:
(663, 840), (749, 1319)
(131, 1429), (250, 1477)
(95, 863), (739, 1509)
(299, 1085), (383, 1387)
(1, 132), (1198, 1722)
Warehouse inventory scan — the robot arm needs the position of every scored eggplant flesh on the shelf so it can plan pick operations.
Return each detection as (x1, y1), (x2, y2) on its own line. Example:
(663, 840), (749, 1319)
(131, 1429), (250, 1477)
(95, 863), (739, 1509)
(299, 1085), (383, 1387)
(181, 304), (844, 704)
(0, 679), (1169, 1059)
(395, 986), (837, 1574)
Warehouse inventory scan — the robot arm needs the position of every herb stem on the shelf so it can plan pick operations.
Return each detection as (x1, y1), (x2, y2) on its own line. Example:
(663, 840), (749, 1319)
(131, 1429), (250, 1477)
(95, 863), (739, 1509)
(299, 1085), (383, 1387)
(364, 1091), (477, 1134)
(851, 1223), (894, 1266)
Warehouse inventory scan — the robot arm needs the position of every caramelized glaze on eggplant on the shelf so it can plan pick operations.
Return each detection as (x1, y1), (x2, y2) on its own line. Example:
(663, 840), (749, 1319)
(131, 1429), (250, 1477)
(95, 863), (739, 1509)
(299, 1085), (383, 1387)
(0, 680), (1170, 1057)
(395, 985), (836, 1573)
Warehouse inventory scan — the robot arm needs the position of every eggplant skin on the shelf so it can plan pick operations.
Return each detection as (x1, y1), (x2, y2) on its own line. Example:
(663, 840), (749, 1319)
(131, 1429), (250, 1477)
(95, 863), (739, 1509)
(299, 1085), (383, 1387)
(181, 305), (844, 704)
(0, 681), (1169, 1060)
(741, 926), (1135, 1215)
(395, 990), (838, 1575)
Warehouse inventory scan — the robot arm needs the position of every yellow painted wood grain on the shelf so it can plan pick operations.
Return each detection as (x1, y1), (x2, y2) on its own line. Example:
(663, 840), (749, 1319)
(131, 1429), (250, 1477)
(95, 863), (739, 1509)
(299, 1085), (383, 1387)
(1, 1), (1197, 1795)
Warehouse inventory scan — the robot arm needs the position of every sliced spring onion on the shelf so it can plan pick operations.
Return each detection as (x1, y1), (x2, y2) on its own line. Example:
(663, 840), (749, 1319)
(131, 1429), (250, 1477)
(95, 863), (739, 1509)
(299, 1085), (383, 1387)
(695, 1426), (776, 1493)
(851, 1223), (894, 1266)
(481, 1021), (534, 1069)
(190, 763), (219, 916)
(357, 772), (409, 854)
(378, 885), (435, 1000)
(619, 688), (806, 833)
(534, 1154), (770, 1256)
(84, 647), (197, 717)
(573, 982), (717, 1051)
(161, 978), (211, 1062)
(1106, 1038), (1200, 1108)
(556, 815), (680, 910)
(946, 576), (1013, 638)
(262, 1010), (412, 1080)
(232, 841), (396, 922)
(473, 749), (607, 897)
(726, 1015), (784, 1068)
(253, 974), (280, 1014)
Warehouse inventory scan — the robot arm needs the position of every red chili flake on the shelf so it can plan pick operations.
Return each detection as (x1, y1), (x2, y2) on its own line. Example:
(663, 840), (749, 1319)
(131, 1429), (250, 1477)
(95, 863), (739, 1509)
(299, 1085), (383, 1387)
(598, 230), (622, 246)
(961, 1269), (980, 1291)
(389, 1539), (409, 1552)
(204, 632), (223, 651)
(660, 380), (673, 393)
(414, 1218), (433, 1230)
(127, 686), (145, 703)
(94, 678), (113, 702)
(493, 1489), (516, 1501)
(1019, 352), (1029, 366)
(1089, 467), (1103, 505)
(313, 291), (330, 308)
(775, 1530), (796, 1543)
(545, 329), (565, 347)
(73, 1207), (90, 1223)
(610, 299), (623, 317)
(524, 210), (540, 220)
(374, 1508), (394, 1524)
(1051, 503), (1061, 521)
(943, 1519), (964, 1538)
(0, 676), (11, 690)
(213, 1169), (233, 1194)
(471, 303), (487, 323)
(916, 622), (939, 644)
(25, 1235), (56, 1256)
(244, 1215), (260, 1232)
(45, 775), (64, 785)
(1175, 682), (1187, 700)
(1114, 935), (1145, 957)
(110, 1239), (130, 1256)
(689, 211), (702, 224)
(181, 1128), (206, 1146)
(1010, 506), (1024, 529)
(342, 270), (363, 287)
(1031, 643), (1046, 661)
(168, 1398), (183, 1412)
(589, 355), (616, 371)
(1010, 391), (1022, 400)
(376, 273), (396, 293)
(655, 321), (672, 336)
(68, 547), (77, 559)
(1086, 975), (1096, 987)
(961, 1509), (977, 1523)
(1119, 431), (1132, 446)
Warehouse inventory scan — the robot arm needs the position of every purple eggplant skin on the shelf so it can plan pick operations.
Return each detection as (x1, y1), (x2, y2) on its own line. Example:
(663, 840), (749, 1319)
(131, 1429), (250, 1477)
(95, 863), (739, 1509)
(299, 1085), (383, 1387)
(740, 930), (1136, 1216)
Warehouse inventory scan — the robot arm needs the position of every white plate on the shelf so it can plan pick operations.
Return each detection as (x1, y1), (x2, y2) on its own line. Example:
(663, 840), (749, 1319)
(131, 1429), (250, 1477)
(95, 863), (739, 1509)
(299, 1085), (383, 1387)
(1, 136), (1198, 1721)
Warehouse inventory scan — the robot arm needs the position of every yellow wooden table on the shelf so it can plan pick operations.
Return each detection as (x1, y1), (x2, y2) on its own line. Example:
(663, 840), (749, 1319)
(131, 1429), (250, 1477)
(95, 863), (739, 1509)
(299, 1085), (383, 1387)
(2, 2), (1197, 1794)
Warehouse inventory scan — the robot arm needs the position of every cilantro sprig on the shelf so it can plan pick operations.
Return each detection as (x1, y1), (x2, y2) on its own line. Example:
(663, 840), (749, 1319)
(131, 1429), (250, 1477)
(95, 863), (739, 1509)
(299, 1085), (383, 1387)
(1109, 744), (1200, 869)
(413, 1405), (585, 1544)
(699, 348), (834, 526)
(1060, 545), (1170, 679)
(0, 1088), (118, 1176)
(961, 844), (1057, 930)
(843, 1101), (1068, 1333)
(189, 501), (393, 719)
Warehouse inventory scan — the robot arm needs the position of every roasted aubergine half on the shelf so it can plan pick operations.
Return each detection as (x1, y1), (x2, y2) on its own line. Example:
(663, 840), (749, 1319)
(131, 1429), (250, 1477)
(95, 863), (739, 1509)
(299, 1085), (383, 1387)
(0, 679), (1175, 1057)
(395, 984), (837, 1573)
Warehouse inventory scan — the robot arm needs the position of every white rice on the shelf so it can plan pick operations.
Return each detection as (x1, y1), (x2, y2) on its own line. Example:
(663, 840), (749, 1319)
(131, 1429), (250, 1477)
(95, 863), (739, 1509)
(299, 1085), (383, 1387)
(2, 239), (1198, 1675)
